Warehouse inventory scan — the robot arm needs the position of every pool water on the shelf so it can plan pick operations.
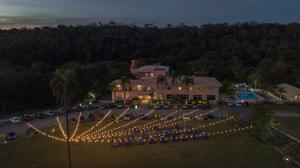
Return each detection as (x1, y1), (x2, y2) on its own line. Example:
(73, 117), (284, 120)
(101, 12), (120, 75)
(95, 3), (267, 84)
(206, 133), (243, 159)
(235, 92), (263, 101)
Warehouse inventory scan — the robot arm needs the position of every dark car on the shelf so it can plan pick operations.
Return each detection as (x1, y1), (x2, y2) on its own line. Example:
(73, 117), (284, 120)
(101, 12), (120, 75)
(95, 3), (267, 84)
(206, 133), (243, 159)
(5, 132), (17, 140)
(23, 114), (34, 122)
(87, 113), (95, 122)
(70, 118), (77, 124)
(79, 116), (86, 123)
(36, 112), (45, 119)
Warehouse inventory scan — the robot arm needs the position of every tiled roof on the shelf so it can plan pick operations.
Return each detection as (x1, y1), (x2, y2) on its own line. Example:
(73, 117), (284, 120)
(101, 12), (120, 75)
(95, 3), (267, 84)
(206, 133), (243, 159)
(135, 65), (169, 72)
(278, 83), (300, 95)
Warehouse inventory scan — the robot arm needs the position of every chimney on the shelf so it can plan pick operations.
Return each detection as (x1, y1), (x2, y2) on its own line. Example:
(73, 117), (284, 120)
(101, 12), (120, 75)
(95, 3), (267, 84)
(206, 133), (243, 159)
(130, 59), (138, 74)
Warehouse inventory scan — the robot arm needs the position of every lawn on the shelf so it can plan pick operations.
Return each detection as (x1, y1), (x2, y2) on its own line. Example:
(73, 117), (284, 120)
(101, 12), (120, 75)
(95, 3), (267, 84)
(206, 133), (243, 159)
(0, 117), (294, 168)
(265, 104), (300, 114)
(275, 117), (300, 140)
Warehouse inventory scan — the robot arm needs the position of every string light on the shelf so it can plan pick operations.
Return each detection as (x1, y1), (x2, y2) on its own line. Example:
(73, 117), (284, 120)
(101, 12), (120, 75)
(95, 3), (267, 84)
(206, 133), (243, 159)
(69, 112), (82, 141)
(56, 116), (67, 139)
(79, 109), (155, 139)
(26, 123), (66, 142)
(77, 109), (112, 138)
(81, 108), (201, 140)
(28, 107), (253, 146)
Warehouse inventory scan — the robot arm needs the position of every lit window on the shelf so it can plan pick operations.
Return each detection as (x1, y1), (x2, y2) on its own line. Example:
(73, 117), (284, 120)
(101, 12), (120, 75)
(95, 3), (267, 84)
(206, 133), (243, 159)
(150, 73), (154, 77)
(178, 86), (182, 91)
(189, 87), (193, 91)
(137, 85), (142, 91)
(116, 85), (121, 88)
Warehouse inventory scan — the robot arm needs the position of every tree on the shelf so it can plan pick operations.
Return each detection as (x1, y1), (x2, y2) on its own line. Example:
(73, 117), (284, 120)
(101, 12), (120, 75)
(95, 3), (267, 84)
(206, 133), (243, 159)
(249, 103), (277, 144)
(50, 68), (79, 168)
(181, 76), (194, 103)
(121, 76), (130, 103)
(107, 83), (117, 103)
(156, 75), (167, 100)
(170, 71), (179, 97)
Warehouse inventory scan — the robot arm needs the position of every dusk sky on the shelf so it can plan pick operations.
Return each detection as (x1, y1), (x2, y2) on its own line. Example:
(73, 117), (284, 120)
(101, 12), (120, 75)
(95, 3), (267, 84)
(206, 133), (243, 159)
(0, 0), (300, 28)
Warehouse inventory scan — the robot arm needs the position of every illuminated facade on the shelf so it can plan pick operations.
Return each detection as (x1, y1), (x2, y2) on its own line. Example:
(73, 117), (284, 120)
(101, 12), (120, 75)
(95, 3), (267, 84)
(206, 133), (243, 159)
(111, 60), (222, 103)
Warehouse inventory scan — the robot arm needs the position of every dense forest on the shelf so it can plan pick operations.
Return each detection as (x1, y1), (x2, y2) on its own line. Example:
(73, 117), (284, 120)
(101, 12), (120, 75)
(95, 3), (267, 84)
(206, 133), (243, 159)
(0, 22), (300, 113)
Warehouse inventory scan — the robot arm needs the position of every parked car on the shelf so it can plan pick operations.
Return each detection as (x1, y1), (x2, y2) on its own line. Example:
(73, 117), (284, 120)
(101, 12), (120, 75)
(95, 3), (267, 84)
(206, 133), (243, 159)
(182, 114), (191, 121)
(163, 104), (170, 109)
(23, 114), (34, 122)
(227, 102), (235, 107)
(44, 110), (55, 116)
(79, 116), (86, 123)
(71, 106), (82, 112)
(181, 104), (189, 109)
(70, 118), (77, 124)
(57, 108), (65, 114)
(235, 102), (242, 107)
(192, 104), (198, 109)
(116, 104), (124, 108)
(195, 115), (203, 120)
(160, 114), (168, 121)
(98, 104), (106, 110)
(36, 112), (45, 119)
(153, 104), (161, 109)
(123, 114), (132, 121)
(87, 113), (95, 122)
(9, 117), (22, 124)
(82, 104), (93, 111)
(5, 132), (17, 140)
(204, 114), (215, 120)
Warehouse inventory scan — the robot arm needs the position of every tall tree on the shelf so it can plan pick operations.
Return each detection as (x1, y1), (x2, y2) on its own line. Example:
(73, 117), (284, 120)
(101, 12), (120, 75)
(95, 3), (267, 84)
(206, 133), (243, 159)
(121, 76), (130, 103)
(156, 75), (167, 100)
(50, 68), (79, 168)
(181, 76), (194, 103)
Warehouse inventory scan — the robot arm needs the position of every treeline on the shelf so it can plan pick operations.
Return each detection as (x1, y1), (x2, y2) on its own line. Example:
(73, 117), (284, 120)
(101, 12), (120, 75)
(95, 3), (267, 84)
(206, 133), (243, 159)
(0, 22), (300, 113)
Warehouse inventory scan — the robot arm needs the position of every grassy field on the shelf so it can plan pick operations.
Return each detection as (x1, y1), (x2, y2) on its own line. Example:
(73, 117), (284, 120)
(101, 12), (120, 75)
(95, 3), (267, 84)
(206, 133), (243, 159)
(265, 104), (300, 113)
(275, 117), (300, 140)
(0, 115), (294, 168)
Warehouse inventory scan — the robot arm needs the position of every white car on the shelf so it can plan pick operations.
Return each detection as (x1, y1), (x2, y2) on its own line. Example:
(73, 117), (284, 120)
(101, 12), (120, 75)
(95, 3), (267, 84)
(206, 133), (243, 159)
(163, 104), (170, 109)
(181, 104), (189, 109)
(192, 105), (198, 109)
(182, 114), (191, 121)
(44, 110), (55, 116)
(234, 102), (242, 107)
(195, 115), (203, 120)
(153, 104), (161, 109)
(9, 117), (22, 124)
(116, 104), (124, 108)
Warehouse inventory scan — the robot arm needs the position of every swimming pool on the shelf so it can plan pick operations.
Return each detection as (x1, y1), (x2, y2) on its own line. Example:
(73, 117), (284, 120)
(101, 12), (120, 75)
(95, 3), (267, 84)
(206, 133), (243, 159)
(235, 91), (263, 102)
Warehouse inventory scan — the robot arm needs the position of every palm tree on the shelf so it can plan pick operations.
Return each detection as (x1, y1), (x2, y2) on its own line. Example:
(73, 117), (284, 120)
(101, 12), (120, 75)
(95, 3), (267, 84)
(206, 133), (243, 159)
(156, 75), (167, 100)
(107, 83), (117, 103)
(50, 68), (78, 168)
(170, 71), (179, 97)
(181, 76), (194, 104)
(121, 76), (130, 103)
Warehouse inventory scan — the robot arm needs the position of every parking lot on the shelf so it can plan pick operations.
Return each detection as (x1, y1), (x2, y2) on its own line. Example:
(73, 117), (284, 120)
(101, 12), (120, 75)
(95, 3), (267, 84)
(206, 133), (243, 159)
(0, 103), (250, 141)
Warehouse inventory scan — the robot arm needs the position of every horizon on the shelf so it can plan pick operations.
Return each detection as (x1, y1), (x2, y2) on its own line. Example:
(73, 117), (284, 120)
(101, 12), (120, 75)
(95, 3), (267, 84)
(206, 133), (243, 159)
(1, 0), (300, 29)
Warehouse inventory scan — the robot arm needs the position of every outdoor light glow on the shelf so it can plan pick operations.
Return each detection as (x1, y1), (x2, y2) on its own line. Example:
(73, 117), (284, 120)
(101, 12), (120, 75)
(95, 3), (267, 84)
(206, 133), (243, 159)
(178, 86), (182, 91)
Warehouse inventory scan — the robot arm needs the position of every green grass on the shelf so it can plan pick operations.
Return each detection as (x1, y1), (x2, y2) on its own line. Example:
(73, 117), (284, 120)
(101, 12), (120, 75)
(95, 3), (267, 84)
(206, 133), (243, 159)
(265, 104), (300, 113)
(275, 117), (300, 140)
(0, 128), (293, 168)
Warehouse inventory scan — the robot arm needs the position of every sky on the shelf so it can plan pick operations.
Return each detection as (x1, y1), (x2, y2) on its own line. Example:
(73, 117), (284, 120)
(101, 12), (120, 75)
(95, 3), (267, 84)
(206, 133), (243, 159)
(0, 0), (300, 28)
